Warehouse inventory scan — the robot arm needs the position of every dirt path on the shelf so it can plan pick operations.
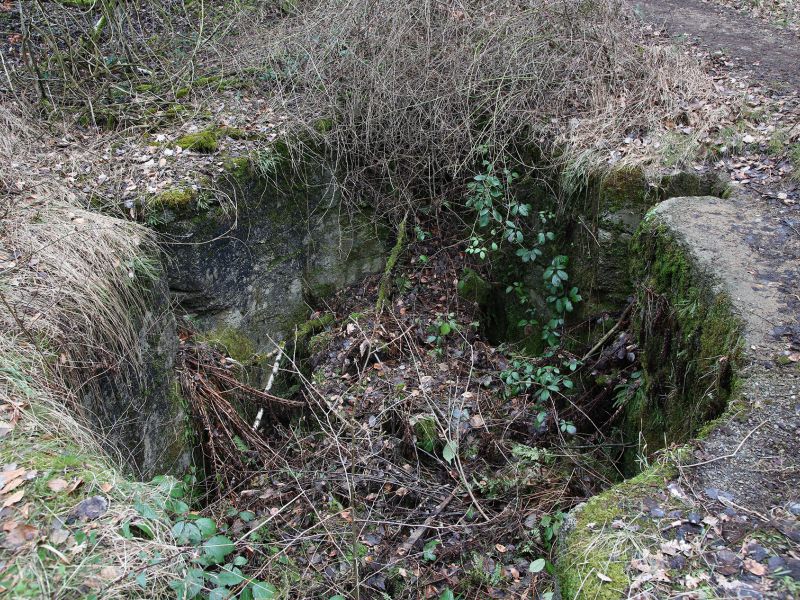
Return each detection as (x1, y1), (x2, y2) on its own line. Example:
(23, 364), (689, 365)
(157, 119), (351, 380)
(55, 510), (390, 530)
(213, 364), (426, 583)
(633, 0), (800, 88)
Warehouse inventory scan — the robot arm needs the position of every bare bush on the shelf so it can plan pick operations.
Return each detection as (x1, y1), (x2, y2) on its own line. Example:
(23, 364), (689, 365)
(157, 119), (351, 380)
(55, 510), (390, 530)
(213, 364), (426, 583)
(262, 0), (709, 211)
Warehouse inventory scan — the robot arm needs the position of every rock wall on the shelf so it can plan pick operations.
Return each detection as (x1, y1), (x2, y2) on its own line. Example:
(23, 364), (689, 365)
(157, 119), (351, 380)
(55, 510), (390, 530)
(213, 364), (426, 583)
(159, 152), (386, 362)
(84, 277), (192, 479)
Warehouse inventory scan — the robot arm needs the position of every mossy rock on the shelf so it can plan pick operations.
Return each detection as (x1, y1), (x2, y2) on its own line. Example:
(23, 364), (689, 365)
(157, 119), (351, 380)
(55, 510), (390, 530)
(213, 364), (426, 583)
(457, 268), (491, 305)
(625, 204), (744, 474)
(557, 461), (679, 599)
(176, 128), (220, 153)
(149, 187), (198, 211)
(411, 414), (439, 453)
(198, 326), (258, 363)
(599, 166), (651, 212)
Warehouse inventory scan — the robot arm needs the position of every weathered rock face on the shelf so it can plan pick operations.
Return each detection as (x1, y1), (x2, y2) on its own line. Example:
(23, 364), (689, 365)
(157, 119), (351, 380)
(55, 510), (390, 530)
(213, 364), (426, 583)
(84, 278), (191, 479)
(567, 166), (730, 317)
(160, 153), (386, 356)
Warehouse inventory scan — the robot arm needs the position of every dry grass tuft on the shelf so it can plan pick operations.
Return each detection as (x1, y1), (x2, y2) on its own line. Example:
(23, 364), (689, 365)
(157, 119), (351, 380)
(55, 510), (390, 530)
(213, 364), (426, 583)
(260, 0), (710, 212)
(0, 103), (186, 597)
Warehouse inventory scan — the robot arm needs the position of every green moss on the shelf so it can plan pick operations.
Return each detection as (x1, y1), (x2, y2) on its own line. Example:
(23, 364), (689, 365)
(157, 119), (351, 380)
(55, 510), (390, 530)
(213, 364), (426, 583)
(296, 313), (334, 340)
(149, 187), (197, 210)
(457, 268), (491, 305)
(557, 461), (677, 600)
(411, 414), (439, 453)
(599, 166), (650, 212)
(223, 155), (252, 181)
(625, 215), (744, 473)
(198, 326), (257, 363)
(175, 86), (190, 99)
(314, 118), (333, 133)
(176, 128), (220, 153)
(376, 216), (407, 312)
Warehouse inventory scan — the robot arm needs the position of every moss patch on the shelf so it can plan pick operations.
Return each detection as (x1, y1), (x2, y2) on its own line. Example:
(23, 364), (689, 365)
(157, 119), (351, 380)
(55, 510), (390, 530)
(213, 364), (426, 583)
(625, 214), (744, 473)
(149, 187), (198, 211)
(457, 268), (491, 305)
(557, 461), (678, 600)
(198, 326), (257, 363)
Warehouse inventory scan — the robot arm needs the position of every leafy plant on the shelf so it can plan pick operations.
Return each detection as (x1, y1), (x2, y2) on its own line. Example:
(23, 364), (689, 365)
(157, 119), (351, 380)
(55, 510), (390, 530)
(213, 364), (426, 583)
(426, 313), (459, 347)
(422, 539), (441, 561)
(124, 478), (276, 599)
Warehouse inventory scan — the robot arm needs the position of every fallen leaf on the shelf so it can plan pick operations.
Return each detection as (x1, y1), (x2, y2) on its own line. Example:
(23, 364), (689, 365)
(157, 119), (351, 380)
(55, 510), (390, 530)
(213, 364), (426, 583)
(597, 572), (613, 582)
(100, 566), (122, 580)
(2, 490), (24, 508)
(744, 558), (766, 576)
(47, 478), (69, 493)
(99, 482), (113, 493)
(4, 523), (38, 548)
(1, 477), (25, 495)
(0, 468), (25, 489)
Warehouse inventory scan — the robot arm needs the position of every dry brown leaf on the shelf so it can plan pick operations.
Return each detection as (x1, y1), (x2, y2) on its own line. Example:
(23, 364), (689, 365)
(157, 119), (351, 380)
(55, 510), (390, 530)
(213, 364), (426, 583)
(47, 478), (69, 493)
(4, 523), (38, 548)
(744, 558), (767, 576)
(2, 490), (24, 508)
(100, 566), (122, 580)
(99, 482), (114, 493)
(65, 478), (83, 494)
(0, 477), (24, 495)
(0, 468), (25, 489)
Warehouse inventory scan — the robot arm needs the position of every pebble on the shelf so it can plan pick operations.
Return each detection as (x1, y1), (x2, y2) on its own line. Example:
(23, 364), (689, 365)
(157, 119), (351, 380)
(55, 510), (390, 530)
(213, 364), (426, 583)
(650, 507), (666, 518)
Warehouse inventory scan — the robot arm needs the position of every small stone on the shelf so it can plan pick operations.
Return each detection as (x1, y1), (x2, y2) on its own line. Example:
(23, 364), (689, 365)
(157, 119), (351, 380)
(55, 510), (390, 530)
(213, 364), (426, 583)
(68, 495), (108, 522)
(766, 556), (785, 572)
(705, 488), (734, 502)
(650, 507), (666, 518)
(688, 512), (702, 525)
(788, 502), (800, 516)
(714, 549), (742, 576)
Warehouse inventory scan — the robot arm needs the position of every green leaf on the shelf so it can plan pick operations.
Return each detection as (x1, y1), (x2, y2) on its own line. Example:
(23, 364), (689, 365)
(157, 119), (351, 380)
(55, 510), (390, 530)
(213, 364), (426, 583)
(166, 498), (190, 516)
(250, 580), (278, 599)
(134, 501), (159, 520)
(193, 517), (217, 540)
(329, 596), (347, 600)
(172, 521), (202, 545)
(422, 539), (441, 561)
(135, 572), (147, 589)
(442, 442), (457, 464)
(214, 567), (244, 587)
(203, 535), (235, 564)
(209, 588), (230, 600)
(238, 510), (256, 523)
(233, 555), (249, 566)
(439, 322), (451, 336)
(529, 558), (546, 573)
(440, 588), (455, 600)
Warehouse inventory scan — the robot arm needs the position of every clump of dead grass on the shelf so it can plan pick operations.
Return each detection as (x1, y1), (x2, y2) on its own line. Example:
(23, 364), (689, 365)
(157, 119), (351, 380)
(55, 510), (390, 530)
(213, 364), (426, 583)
(0, 103), (187, 597)
(261, 0), (711, 212)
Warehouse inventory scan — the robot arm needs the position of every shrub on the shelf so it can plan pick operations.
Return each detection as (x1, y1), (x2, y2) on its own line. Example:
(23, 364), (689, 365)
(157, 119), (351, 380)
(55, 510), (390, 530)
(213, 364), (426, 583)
(263, 0), (708, 212)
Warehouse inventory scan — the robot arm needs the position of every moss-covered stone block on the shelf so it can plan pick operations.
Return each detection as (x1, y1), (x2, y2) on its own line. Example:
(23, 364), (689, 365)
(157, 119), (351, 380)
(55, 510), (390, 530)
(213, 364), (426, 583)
(149, 187), (198, 211)
(198, 326), (258, 363)
(625, 204), (743, 473)
(599, 166), (651, 212)
(176, 128), (220, 153)
(557, 461), (678, 599)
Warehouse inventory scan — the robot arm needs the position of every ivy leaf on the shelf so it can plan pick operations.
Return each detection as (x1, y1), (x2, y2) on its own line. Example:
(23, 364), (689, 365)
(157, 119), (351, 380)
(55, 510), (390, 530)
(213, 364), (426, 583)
(442, 442), (457, 464)
(203, 535), (235, 564)
(440, 588), (455, 600)
(422, 539), (441, 561)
